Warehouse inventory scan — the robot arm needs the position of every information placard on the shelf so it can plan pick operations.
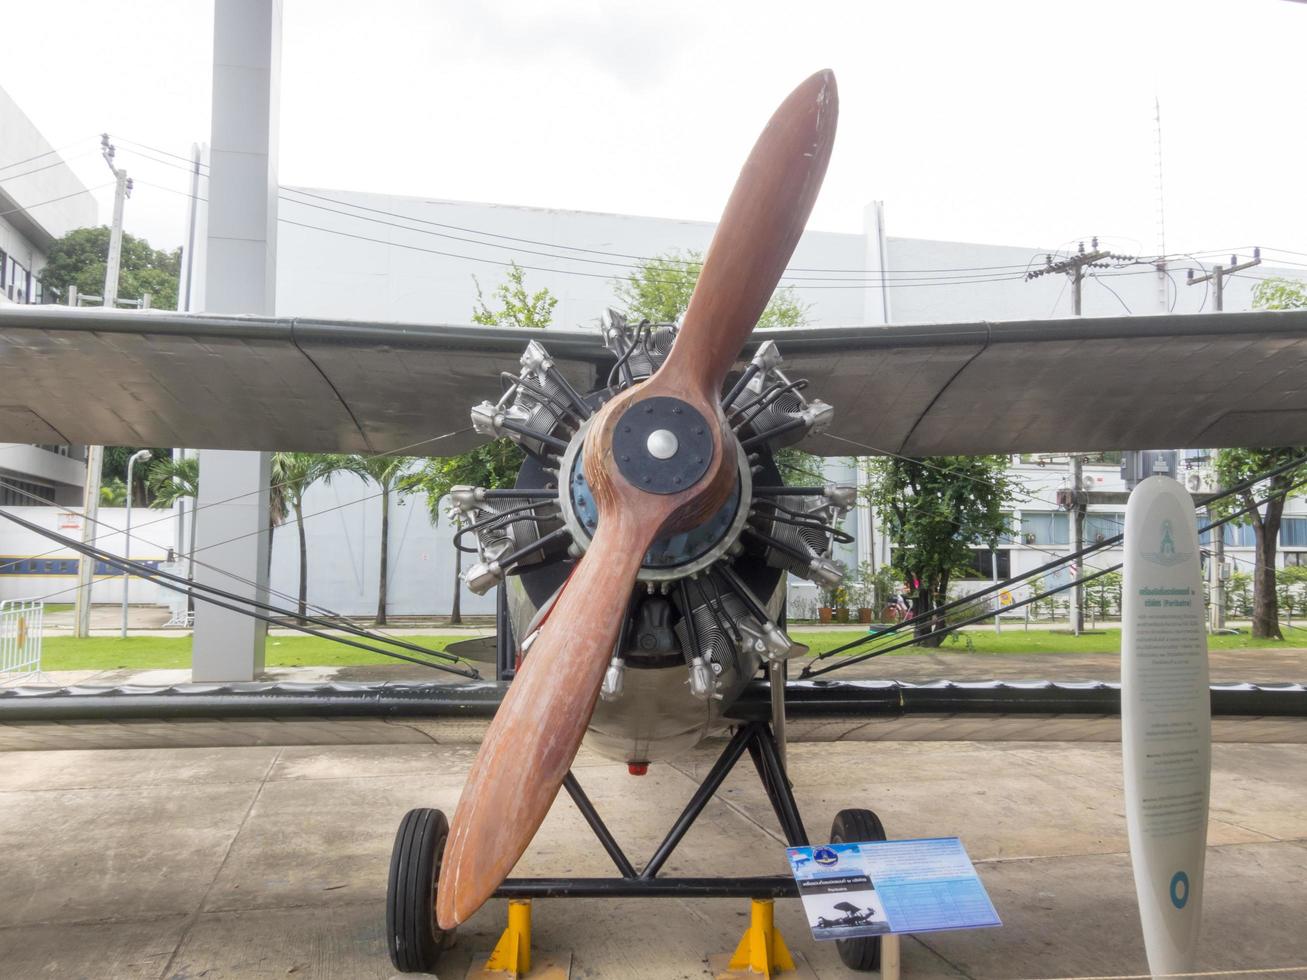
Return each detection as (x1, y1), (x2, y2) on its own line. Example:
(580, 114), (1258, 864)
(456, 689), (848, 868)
(1122, 475), (1210, 977)
(787, 837), (1000, 940)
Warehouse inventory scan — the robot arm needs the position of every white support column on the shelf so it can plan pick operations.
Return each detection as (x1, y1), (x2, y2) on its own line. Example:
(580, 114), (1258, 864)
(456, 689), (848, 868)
(191, 0), (282, 682)
(861, 201), (891, 326)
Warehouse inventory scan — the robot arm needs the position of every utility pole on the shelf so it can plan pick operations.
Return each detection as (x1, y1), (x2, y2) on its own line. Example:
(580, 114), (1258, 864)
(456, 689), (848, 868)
(75, 136), (133, 638)
(73, 445), (104, 637)
(1030, 239), (1133, 634)
(1026, 238), (1136, 314)
(1057, 455), (1088, 635)
(1186, 249), (1262, 312)
(1183, 254), (1259, 633)
(100, 134), (133, 308)
(1210, 508), (1226, 633)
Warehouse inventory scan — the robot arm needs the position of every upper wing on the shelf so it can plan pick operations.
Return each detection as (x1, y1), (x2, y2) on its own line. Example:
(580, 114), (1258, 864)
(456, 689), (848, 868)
(767, 310), (1307, 456)
(2, 305), (1304, 456)
(0, 307), (606, 455)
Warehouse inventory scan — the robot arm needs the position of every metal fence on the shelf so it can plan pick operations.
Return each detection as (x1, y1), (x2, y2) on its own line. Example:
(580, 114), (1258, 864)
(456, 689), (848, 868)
(0, 599), (43, 683)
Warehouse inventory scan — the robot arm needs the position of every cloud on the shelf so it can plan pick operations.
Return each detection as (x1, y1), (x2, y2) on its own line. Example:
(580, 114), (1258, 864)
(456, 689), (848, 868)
(445, 1), (689, 89)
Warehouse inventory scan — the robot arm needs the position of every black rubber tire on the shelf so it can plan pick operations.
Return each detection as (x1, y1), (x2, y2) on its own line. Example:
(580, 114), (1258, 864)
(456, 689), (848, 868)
(386, 807), (452, 973)
(830, 807), (887, 972)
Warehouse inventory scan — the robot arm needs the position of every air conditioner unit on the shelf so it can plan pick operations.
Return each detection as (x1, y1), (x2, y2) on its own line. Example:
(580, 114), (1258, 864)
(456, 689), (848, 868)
(1024, 533), (1037, 545)
(1094, 532), (1107, 544)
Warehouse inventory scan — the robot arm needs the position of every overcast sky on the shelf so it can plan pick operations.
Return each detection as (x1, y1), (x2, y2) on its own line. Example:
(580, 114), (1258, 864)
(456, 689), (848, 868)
(3, 0), (1304, 266)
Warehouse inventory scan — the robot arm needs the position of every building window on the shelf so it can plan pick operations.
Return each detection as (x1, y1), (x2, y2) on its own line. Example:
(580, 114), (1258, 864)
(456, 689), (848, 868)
(1085, 513), (1124, 543)
(961, 549), (1012, 580)
(0, 478), (56, 507)
(1218, 524), (1257, 547)
(1021, 512), (1069, 545)
(1281, 518), (1307, 548)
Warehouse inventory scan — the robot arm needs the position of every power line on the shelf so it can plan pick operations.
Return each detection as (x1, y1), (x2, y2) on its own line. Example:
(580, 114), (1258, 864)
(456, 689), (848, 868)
(0, 149), (97, 184)
(0, 135), (95, 174)
(0, 183), (112, 223)
(1025, 237), (1138, 315)
(1187, 249), (1263, 310)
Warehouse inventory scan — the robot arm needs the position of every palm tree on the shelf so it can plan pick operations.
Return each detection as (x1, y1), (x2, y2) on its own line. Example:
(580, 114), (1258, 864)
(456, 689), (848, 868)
(100, 478), (128, 506)
(405, 441), (524, 625)
(148, 456), (201, 596)
(270, 453), (340, 619)
(334, 455), (415, 625)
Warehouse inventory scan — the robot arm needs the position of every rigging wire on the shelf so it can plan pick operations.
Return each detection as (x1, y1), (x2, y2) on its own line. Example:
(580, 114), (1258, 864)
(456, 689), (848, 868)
(800, 457), (1307, 677)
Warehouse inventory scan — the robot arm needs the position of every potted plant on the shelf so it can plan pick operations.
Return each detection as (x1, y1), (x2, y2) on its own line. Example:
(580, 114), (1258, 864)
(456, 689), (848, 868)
(849, 562), (877, 624)
(818, 583), (841, 624)
(833, 585), (851, 623)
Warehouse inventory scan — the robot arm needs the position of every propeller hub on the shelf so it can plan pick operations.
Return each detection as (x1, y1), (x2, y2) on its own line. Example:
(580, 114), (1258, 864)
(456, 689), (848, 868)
(610, 396), (714, 495)
(646, 428), (679, 460)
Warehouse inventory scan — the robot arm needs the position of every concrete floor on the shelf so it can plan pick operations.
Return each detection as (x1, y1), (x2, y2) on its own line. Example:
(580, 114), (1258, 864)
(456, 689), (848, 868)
(2, 730), (1306, 979)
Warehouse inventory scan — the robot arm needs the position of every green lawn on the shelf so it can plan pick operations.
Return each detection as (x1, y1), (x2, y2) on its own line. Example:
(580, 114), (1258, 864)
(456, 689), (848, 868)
(39, 634), (476, 672)
(793, 627), (1300, 657)
(35, 626), (1302, 672)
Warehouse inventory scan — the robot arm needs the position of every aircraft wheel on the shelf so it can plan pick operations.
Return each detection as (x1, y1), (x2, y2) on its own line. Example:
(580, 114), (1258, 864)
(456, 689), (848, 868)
(830, 807), (887, 972)
(387, 807), (453, 972)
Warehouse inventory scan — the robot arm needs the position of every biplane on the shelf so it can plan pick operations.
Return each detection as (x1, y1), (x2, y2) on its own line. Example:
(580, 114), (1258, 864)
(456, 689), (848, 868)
(1, 69), (1306, 975)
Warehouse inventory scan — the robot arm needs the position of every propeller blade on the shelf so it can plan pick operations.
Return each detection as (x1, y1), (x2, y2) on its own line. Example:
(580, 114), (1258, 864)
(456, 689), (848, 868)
(437, 515), (650, 928)
(436, 70), (840, 929)
(662, 68), (838, 396)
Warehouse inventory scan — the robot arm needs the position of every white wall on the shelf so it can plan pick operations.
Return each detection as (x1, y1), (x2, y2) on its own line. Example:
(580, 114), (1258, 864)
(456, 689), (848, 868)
(0, 506), (177, 605)
(274, 187), (1293, 329)
(0, 85), (98, 295)
(266, 472), (494, 618)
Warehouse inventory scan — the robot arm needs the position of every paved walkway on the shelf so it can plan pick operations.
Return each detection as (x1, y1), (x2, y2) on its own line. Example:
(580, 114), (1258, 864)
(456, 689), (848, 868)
(1, 735), (1304, 978)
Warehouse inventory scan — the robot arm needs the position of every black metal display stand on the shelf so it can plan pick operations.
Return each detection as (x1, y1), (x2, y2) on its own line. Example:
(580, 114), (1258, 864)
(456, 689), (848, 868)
(493, 719), (805, 901)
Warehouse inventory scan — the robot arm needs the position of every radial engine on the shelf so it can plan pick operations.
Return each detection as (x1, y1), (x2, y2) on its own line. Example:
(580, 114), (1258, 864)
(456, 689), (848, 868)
(454, 315), (855, 764)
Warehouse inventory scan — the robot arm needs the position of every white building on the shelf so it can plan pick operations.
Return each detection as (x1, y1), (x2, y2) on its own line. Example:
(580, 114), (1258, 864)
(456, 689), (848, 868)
(4, 166), (1305, 613)
(0, 85), (98, 508)
(267, 188), (1307, 618)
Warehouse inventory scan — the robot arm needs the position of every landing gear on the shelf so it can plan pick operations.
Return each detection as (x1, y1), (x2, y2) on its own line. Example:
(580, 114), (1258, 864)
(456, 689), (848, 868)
(387, 807), (454, 973)
(830, 807), (887, 972)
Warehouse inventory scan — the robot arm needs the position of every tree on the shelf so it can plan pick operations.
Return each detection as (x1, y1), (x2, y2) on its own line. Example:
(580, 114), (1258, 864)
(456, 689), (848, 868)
(1212, 448), (1305, 639)
(613, 249), (808, 328)
(411, 264), (557, 622)
(472, 261), (556, 329)
(99, 478), (127, 506)
(332, 455), (417, 626)
(1275, 566), (1307, 625)
(861, 455), (1017, 646)
(39, 226), (181, 310)
(270, 453), (342, 619)
(103, 447), (170, 505)
(148, 455), (200, 588)
(1227, 570), (1253, 618)
(404, 441), (524, 625)
(1085, 569), (1123, 619)
(1209, 277), (1307, 638)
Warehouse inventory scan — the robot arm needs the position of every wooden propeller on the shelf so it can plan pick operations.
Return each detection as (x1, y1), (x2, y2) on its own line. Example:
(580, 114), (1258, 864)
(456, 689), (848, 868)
(436, 69), (838, 930)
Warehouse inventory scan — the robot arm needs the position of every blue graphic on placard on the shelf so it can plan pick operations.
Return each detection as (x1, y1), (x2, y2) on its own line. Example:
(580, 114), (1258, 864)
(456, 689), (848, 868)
(813, 847), (839, 867)
(1170, 871), (1189, 909)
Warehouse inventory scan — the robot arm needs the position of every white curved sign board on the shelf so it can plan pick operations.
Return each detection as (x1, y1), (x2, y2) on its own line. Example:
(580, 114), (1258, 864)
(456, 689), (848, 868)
(1122, 475), (1211, 977)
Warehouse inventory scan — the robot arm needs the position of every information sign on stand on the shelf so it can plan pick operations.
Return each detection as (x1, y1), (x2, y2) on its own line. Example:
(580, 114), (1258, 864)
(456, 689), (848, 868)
(1122, 475), (1211, 977)
(787, 837), (1000, 941)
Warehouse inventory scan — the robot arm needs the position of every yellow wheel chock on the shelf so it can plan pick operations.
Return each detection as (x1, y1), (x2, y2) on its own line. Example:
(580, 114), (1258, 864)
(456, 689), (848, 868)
(727, 898), (796, 977)
(484, 899), (532, 977)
